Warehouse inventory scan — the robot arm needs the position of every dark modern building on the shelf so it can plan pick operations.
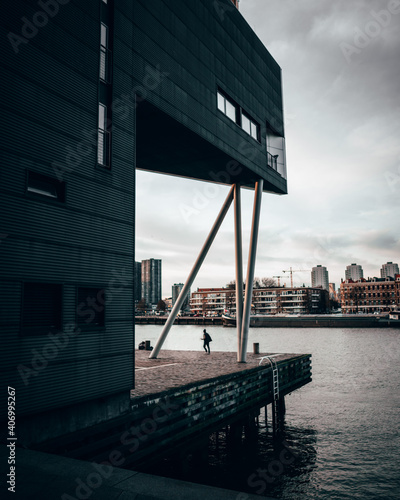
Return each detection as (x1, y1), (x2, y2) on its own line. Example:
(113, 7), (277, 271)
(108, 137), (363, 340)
(1, 0), (287, 445)
(141, 258), (162, 307)
(134, 261), (142, 303)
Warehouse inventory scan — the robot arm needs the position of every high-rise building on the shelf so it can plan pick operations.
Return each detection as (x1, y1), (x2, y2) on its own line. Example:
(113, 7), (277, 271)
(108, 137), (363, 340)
(311, 265), (329, 290)
(134, 262), (142, 303)
(380, 262), (399, 279)
(172, 283), (191, 312)
(142, 259), (162, 307)
(345, 263), (364, 281)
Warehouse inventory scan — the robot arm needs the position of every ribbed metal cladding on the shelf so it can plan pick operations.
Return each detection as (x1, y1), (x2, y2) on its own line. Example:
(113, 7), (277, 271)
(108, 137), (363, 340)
(1, 0), (286, 424)
(0, 1), (134, 421)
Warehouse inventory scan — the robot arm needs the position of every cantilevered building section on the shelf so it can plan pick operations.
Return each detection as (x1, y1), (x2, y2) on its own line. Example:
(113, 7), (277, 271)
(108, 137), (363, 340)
(135, 0), (287, 193)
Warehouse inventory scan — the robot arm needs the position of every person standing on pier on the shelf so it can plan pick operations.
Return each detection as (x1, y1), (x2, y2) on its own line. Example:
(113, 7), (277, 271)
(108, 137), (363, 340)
(202, 329), (212, 354)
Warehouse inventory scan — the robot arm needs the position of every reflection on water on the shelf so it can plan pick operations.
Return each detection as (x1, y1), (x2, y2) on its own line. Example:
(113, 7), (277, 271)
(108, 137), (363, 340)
(136, 325), (400, 499)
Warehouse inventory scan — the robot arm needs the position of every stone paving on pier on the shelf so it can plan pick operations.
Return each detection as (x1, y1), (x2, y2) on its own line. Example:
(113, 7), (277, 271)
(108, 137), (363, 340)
(132, 349), (305, 398)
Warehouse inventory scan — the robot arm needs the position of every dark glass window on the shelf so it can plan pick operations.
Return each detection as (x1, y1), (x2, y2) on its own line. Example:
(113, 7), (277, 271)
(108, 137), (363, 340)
(22, 283), (62, 335)
(27, 171), (65, 202)
(76, 287), (105, 327)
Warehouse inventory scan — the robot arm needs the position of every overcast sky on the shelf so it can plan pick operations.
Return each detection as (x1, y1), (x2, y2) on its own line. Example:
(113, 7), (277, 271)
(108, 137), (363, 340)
(136, 0), (400, 298)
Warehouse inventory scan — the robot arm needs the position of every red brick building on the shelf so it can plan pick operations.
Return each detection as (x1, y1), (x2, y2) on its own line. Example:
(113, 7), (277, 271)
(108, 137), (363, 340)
(340, 275), (400, 314)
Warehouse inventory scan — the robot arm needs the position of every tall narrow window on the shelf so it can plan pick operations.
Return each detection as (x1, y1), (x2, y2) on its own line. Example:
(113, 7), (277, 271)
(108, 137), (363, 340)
(100, 23), (110, 83)
(98, 103), (110, 167)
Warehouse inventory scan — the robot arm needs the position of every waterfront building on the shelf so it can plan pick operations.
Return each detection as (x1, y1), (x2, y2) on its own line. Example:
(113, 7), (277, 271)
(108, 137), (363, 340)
(190, 288), (236, 316)
(141, 259), (162, 307)
(345, 263), (364, 281)
(2, 0), (287, 444)
(380, 262), (399, 279)
(254, 287), (329, 314)
(172, 283), (191, 313)
(340, 277), (399, 314)
(134, 261), (142, 303)
(311, 265), (329, 290)
(191, 286), (329, 315)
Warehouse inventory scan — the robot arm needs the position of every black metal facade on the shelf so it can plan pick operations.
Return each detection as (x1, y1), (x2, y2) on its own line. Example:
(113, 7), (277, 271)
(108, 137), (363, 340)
(0, 0), (286, 437)
(0, 0), (135, 429)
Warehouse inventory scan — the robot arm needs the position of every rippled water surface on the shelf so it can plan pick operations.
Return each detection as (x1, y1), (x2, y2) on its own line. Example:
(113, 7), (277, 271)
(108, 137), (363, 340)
(136, 325), (400, 499)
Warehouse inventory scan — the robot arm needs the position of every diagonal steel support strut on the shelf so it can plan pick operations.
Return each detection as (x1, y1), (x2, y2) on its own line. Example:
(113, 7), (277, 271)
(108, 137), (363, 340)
(150, 185), (235, 359)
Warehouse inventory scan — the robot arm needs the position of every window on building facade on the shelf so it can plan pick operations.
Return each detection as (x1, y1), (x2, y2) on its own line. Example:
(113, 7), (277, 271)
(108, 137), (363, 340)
(217, 91), (238, 123)
(27, 170), (65, 202)
(98, 103), (110, 167)
(217, 90), (261, 142)
(242, 112), (260, 141)
(100, 22), (112, 83)
(22, 283), (62, 335)
(76, 287), (105, 327)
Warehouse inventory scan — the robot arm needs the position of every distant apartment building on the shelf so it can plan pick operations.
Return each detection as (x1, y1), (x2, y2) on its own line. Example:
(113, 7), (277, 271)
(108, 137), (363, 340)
(141, 259), (162, 307)
(172, 283), (191, 312)
(190, 286), (329, 315)
(345, 263), (364, 281)
(134, 262), (142, 303)
(311, 265), (329, 290)
(254, 287), (329, 314)
(340, 276), (400, 313)
(191, 288), (236, 316)
(380, 262), (399, 279)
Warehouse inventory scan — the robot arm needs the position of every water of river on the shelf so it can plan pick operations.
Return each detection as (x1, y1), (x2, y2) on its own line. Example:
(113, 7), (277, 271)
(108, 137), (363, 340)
(135, 325), (400, 499)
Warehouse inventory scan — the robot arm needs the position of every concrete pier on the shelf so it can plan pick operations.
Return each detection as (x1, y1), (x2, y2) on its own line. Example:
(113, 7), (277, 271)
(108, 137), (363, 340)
(36, 350), (312, 469)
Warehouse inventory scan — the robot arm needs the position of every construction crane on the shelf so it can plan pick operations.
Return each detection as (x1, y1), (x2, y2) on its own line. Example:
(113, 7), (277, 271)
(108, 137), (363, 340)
(273, 275), (287, 287)
(282, 267), (310, 288)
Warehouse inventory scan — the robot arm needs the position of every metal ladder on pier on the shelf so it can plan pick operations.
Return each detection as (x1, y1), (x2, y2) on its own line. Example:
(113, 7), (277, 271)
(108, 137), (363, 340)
(259, 355), (280, 435)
